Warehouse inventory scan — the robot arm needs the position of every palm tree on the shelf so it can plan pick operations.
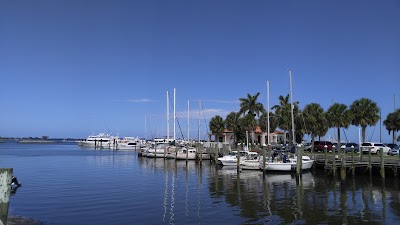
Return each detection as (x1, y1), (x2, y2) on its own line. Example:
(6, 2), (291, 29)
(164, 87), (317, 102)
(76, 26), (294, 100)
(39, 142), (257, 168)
(239, 113), (257, 144)
(303, 103), (328, 152)
(259, 111), (278, 144)
(349, 98), (380, 142)
(209, 115), (225, 142)
(272, 94), (300, 144)
(238, 93), (265, 145)
(325, 103), (352, 151)
(225, 112), (241, 144)
(238, 93), (265, 117)
(259, 111), (278, 133)
(383, 109), (400, 143)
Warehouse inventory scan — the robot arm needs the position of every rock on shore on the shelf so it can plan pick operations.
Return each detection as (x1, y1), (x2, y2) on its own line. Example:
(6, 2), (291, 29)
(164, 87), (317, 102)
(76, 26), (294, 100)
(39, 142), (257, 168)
(7, 216), (44, 225)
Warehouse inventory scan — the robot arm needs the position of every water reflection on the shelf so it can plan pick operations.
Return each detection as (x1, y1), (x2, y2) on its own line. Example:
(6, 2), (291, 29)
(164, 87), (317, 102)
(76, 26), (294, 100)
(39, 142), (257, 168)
(136, 156), (400, 224)
(4, 144), (400, 224)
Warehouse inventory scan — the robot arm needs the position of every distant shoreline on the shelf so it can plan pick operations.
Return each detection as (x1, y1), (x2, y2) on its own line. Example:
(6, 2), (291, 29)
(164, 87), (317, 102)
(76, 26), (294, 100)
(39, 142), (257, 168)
(0, 138), (83, 144)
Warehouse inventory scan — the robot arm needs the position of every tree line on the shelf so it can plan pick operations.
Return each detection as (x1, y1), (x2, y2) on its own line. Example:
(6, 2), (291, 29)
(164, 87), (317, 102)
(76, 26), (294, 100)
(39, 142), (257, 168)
(209, 93), (400, 147)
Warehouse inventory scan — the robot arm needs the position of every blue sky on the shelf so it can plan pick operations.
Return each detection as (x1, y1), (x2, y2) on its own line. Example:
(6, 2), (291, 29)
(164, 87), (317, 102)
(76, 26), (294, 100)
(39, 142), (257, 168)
(1, 0), (399, 143)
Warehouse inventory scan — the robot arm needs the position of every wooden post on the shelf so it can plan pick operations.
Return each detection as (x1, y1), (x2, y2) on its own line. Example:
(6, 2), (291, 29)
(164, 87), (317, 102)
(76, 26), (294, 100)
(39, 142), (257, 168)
(368, 146), (372, 174)
(359, 145), (363, 163)
(164, 144), (167, 159)
(379, 147), (385, 178)
(199, 143), (203, 166)
(1, 168), (13, 225)
(186, 144), (189, 165)
(262, 145), (266, 173)
(340, 144), (346, 180)
(237, 150), (241, 172)
(296, 145), (303, 175)
(351, 145), (355, 175)
(324, 145), (328, 170)
(332, 145), (337, 175)
(215, 146), (218, 164)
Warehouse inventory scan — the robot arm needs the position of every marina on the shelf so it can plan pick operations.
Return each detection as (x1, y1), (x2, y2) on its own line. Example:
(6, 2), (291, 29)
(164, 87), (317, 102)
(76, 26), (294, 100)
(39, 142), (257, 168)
(1, 141), (400, 225)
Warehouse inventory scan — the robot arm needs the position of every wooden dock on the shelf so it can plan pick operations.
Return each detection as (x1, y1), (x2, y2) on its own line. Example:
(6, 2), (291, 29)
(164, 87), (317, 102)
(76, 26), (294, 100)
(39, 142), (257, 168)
(313, 154), (400, 177)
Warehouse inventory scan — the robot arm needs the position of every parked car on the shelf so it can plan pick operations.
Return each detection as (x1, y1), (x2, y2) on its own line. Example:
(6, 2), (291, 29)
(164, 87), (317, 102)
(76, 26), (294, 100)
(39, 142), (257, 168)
(385, 143), (398, 149)
(341, 143), (359, 153)
(387, 146), (399, 156)
(360, 142), (391, 154)
(303, 142), (312, 152)
(313, 141), (333, 152)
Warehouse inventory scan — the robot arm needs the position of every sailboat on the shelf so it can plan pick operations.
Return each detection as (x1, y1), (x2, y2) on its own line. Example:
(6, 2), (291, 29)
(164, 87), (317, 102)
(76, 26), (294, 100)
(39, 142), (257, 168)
(260, 71), (314, 172)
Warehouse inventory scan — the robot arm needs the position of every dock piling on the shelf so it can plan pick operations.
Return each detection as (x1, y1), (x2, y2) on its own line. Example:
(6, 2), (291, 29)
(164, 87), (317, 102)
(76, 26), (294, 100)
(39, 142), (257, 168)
(368, 147), (372, 174)
(1, 168), (13, 225)
(379, 147), (385, 178)
(340, 144), (346, 180)
(324, 146), (328, 170)
(351, 146), (355, 175)
(296, 144), (303, 175)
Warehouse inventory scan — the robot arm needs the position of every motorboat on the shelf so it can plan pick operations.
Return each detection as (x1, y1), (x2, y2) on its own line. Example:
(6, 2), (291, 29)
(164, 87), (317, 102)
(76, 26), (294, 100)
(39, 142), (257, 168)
(217, 151), (247, 166)
(112, 137), (145, 150)
(175, 147), (197, 160)
(146, 144), (168, 158)
(260, 155), (314, 172)
(78, 133), (118, 149)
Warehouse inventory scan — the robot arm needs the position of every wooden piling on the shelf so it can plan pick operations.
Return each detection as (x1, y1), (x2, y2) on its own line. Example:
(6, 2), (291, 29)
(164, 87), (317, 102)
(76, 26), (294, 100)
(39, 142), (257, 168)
(368, 146), (372, 174)
(296, 145), (303, 175)
(262, 145), (266, 173)
(332, 145), (337, 175)
(324, 146), (328, 170)
(340, 144), (346, 180)
(236, 149), (240, 173)
(1, 168), (13, 225)
(351, 146), (355, 175)
(199, 143), (203, 166)
(215, 146), (218, 164)
(379, 147), (385, 178)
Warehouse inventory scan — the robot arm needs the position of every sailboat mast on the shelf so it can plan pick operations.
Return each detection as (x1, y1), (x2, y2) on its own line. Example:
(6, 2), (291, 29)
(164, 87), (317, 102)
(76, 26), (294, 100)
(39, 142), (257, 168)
(174, 88), (176, 141)
(289, 70), (295, 144)
(267, 80), (270, 145)
(167, 91), (169, 141)
(188, 100), (190, 141)
(198, 100), (201, 141)
(145, 115), (147, 140)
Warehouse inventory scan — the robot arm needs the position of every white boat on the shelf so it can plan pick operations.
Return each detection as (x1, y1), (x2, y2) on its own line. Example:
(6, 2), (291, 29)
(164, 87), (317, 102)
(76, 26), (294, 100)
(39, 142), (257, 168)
(197, 151), (210, 160)
(112, 137), (145, 150)
(165, 146), (178, 159)
(218, 151), (247, 166)
(261, 154), (314, 171)
(78, 133), (118, 149)
(242, 152), (263, 170)
(175, 147), (197, 160)
(146, 144), (168, 158)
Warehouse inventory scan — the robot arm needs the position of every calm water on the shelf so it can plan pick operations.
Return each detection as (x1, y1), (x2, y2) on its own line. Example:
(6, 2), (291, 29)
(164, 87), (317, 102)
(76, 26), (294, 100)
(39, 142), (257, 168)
(1, 142), (400, 225)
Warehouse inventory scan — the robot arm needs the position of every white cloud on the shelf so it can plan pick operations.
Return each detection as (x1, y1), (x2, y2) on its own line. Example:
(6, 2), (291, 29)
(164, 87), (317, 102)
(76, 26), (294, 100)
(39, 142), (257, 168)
(128, 98), (153, 103)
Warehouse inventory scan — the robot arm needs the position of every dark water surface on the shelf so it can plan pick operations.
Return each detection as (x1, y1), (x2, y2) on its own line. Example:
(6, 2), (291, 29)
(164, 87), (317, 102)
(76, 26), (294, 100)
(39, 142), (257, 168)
(1, 142), (399, 225)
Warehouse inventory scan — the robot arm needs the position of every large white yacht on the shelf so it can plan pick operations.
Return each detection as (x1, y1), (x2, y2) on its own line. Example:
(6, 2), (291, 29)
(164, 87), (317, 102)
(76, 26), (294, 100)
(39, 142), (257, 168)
(78, 133), (118, 149)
